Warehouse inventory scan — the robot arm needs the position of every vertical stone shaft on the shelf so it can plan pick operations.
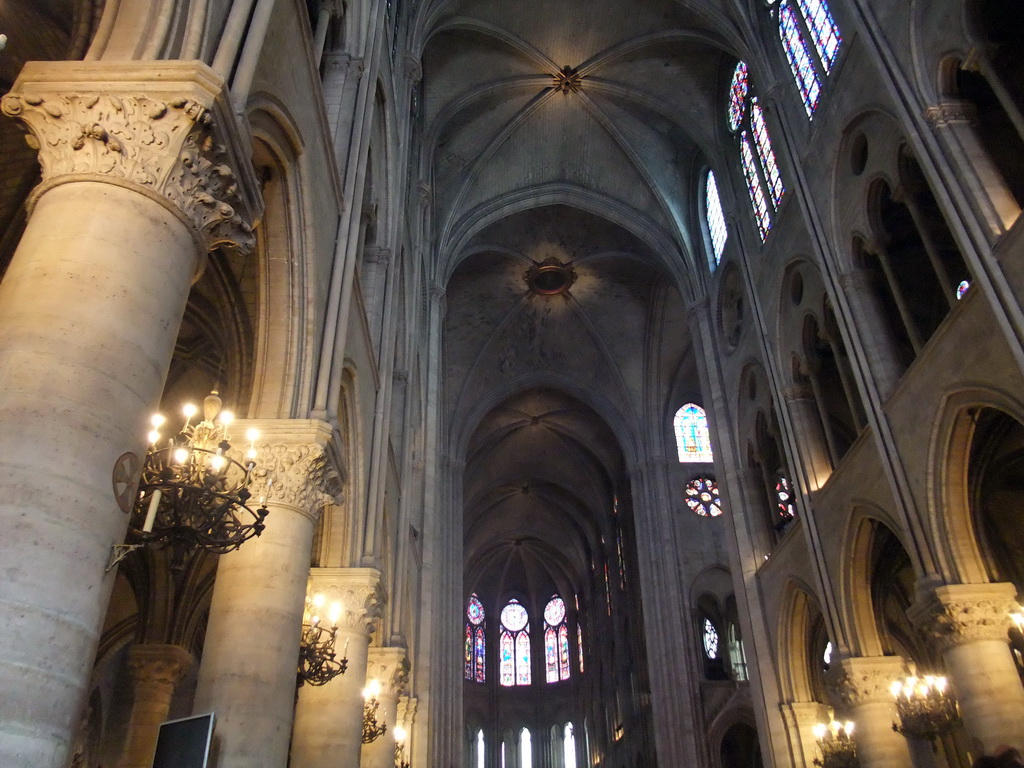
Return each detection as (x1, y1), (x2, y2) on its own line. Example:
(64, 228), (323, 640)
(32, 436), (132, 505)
(194, 421), (335, 768)
(828, 656), (914, 768)
(0, 61), (257, 768)
(290, 568), (384, 768)
(361, 647), (409, 768)
(118, 644), (193, 768)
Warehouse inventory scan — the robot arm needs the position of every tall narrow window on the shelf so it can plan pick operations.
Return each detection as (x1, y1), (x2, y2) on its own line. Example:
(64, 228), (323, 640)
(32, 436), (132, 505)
(769, 0), (841, 116)
(564, 722), (577, 768)
(520, 728), (533, 768)
(750, 100), (784, 208)
(674, 403), (714, 463)
(544, 595), (571, 682)
(779, 2), (822, 115)
(705, 170), (728, 265)
(465, 594), (486, 682)
(500, 599), (531, 686)
(576, 595), (585, 673)
(796, 0), (841, 72)
(727, 61), (749, 131)
(741, 134), (772, 240)
(477, 730), (485, 768)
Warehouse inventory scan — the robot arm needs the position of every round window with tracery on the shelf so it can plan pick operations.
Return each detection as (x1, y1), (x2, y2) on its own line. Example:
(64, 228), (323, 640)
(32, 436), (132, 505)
(467, 594), (485, 626)
(501, 600), (529, 632)
(543, 596), (566, 626)
(685, 476), (723, 517)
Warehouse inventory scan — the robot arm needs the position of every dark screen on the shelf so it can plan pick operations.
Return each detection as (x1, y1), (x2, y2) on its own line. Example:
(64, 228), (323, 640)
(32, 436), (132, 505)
(152, 713), (214, 768)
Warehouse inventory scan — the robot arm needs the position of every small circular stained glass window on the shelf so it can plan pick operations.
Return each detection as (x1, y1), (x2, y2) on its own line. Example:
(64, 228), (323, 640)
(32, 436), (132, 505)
(703, 618), (720, 659)
(543, 596), (566, 626)
(685, 476), (723, 517)
(467, 594), (485, 626)
(501, 599), (529, 632)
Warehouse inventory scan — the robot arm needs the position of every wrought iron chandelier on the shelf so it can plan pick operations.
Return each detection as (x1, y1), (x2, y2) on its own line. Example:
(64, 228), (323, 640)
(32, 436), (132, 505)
(890, 675), (959, 743)
(393, 725), (411, 768)
(125, 392), (268, 567)
(813, 720), (858, 768)
(362, 679), (388, 743)
(297, 594), (348, 686)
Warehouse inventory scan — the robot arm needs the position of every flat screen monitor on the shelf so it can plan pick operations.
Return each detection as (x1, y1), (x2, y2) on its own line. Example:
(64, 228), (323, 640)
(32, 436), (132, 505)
(152, 712), (215, 768)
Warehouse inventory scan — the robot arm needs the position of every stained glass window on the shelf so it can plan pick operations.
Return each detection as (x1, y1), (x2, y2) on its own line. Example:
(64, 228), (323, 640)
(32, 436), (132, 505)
(750, 99), (785, 209)
(465, 594), (486, 682)
(544, 595), (571, 682)
(741, 134), (772, 240)
(703, 618), (720, 659)
(956, 280), (970, 300)
(564, 722), (577, 768)
(779, 2), (822, 116)
(823, 640), (833, 669)
(500, 599), (531, 686)
(705, 170), (728, 266)
(796, 0), (841, 73)
(577, 623), (584, 673)
(673, 403), (714, 463)
(776, 476), (797, 522)
(477, 730), (485, 768)
(727, 61), (749, 132)
(685, 476), (723, 517)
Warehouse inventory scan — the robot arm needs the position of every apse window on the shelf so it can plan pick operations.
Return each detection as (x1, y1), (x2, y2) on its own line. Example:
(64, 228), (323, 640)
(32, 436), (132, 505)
(500, 599), (532, 686)
(956, 280), (970, 300)
(703, 618), (720, 659)
(544, 595), (572, 683)
(775, 476), (797, 525)
(465, 593), (486, 682)
(685, 476), (723, 517)
(768, 0), (842, 117)
(705, 170), (729, 266)
(673, 403), (714, 463)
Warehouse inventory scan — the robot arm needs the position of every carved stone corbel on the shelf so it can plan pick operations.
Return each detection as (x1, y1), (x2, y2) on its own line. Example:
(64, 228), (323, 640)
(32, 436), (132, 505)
(909, 582), (1017, 655)
(307, 567), (386, 637)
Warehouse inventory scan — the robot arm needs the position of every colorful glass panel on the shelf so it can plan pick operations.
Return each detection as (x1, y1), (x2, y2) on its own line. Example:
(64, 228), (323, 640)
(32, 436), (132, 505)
(544, 596), (566, 626)
(727, 61), (749, 131)
(797, 0), (841, 73)
(779, 1), (822, 116)
(501, 600), (529, 632)
(703, 618), (720, 659)
(500, 631), (514, 686)
(750, 99), (785, 209)
(465, 624), (473, 679)
(558, 624), (570, 680)
(956, 280), (970, 300)
(577, 623), (584, 673)
(705, 170), (728, 266)
(516, 631), (531, 685)
(776, 476), (797, 521)
(740, 134), (772, 240)
(475, 626), (486, 682)
(468, 593), (485, 625)
(673, 403), (714, 463)
(545, 626), (559, 682)
(684, 476), (723, 517)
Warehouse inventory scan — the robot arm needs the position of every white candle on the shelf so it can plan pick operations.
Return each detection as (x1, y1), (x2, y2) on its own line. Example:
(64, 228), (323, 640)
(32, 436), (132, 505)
(142, 489), (162, 533)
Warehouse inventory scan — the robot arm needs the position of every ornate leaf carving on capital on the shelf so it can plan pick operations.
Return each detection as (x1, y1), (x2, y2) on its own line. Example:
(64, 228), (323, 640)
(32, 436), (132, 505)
(826, 658), (909, 706)
(910, 590), (1017, 654)
(308, 570), (386, 635)
(924, 100), (978, 128)
(127, 644), (194, 688)
(251, 442), (339, 516)
(1, 90), (254, 251)
(367, 650), (410, 697)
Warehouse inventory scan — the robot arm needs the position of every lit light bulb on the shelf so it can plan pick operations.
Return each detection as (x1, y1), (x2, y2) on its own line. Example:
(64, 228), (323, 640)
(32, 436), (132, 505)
(935, 677), (947, 693)
(147, 430), (161, 444)
(173, 447), (190, 464)
(246, 428), (259, 442)
(813, 723), (827, 740)
(219, 410), (234, 426)
(209, 454), (226, 471)
(328, 601), (342, 626)
(890, 680), (903, 698)
(844, 721), (854, 736)
(313, 593), (326, 608)
(363, 679), (382, 699)
(183, 403), (198, 419)
(394, 725), (408, 742)
(150, 414), (166, 428)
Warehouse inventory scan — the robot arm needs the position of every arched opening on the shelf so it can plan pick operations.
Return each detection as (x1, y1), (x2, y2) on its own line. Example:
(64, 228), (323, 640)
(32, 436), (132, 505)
(868, 522), (931, 666)
(719, 721), (763, 768)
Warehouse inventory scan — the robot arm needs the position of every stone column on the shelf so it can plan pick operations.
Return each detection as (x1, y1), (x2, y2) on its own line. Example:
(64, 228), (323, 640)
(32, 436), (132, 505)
(118, 644), (194, 768)
(193, 420), (339, 768)
(361, 647), (410, 768)
(910, 583), (1024, 754)
(782, 384), (833, 491)
(827, 656), (914, 768)
(291, 567), (384, 768)
(0, 61), (258, 768)
(779, 701), (831, 768)
(394, 695), (418, 768)
(838, 270), (905, 401)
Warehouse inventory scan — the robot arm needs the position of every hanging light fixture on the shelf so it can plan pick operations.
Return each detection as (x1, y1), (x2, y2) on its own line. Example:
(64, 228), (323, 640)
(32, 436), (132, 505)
(297, 593), (348, 686)
(121, 392), (268, 568)
(393, 725), (411, 768)
(362, 679), (388, 743)
(890, 675), (959, 743)
(812, 720), (858, 768)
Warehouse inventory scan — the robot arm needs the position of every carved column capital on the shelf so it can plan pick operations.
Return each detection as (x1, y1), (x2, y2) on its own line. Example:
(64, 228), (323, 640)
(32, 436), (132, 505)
(127, 644), (194, 689)
(307, 567), (385, 636)
(782, 384), (815, 401)
(826, 655), (910, 706)
(236, 419), (340, 519)
(924, 100), (978, 128)
(366, 646), (410, 698)
(1, 61), (261, 257)
(909, 582), (1018, 654)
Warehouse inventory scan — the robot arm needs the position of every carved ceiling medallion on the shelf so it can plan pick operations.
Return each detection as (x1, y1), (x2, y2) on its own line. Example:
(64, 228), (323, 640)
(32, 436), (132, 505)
(525, 258), (577, 296)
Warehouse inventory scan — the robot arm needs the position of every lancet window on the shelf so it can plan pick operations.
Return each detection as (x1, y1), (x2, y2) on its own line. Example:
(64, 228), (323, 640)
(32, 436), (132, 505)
(500, 599), (531, 686)
(767, 0), (842, 116)
(674, 403), (714, 463)
(544, 595), (571, 683)
(465, 593), (486, 682)
(705, 170), (729, 266)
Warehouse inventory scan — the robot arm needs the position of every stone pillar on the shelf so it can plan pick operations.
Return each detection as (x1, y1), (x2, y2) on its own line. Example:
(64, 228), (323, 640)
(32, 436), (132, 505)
(291, 568), (384, 768)
(361, 647), (410, 768)
(194, 420), (339, 768)
(118, 644), (194, 768)
(779, 701), (831, 768)
(910, 583), (1024, 754)
(0, 61), (258, 768)
(782, 384), (833, 491)
(395, 695), (418, 768)
(827, 656), (914, 768)
(838, 270), (905, 401)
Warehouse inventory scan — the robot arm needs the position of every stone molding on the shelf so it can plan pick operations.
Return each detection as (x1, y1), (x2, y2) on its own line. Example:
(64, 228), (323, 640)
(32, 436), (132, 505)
(924, 100), (978, 128)
(826, 655), (910, 706)
(127, 644), (194, 689)
(909, 582), (1017, 654)
(782, 384), (815, 401)
(366, 646), (410, 698)
(0, 61), (261, 256)
(397, 695), (418, 728)
(307, 567), (385, 636)
(234, 419), (340, 519)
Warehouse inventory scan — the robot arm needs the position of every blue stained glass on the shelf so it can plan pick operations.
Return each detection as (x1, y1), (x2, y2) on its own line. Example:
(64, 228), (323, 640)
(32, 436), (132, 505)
(674, 403), (714, 463)
(500, 631), (514, 686)
(516, 631), (531, 685)
(545, 627), (558, 682)
(741, 134), (772, 240)
(705, 171), (728, 266)
(465, 624), (473, 679)
(728, 61), (749, 131)
(956, 280), (970, 300)
(750, 100), (785, 209)
(558, 624), (570, 680)
(779, 2), (822, 116)
(797, 0), (842, 73)
(475, 626), (486, 682)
